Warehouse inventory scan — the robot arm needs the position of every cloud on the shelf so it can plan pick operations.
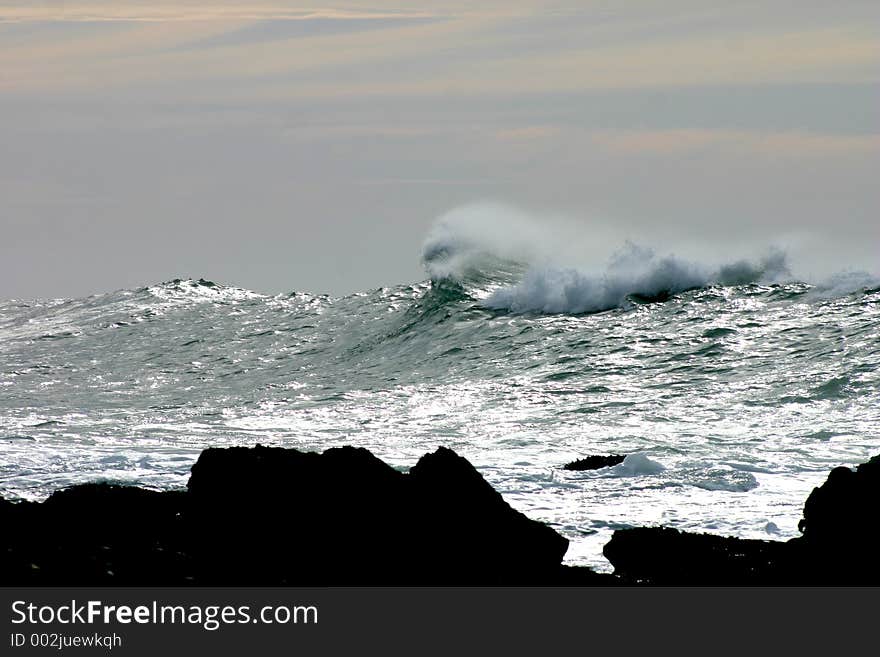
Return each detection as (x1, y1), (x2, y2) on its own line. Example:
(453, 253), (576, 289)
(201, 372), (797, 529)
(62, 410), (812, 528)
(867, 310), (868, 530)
(590, 130), (880, 157)
(280, 123), (434, 141)
(4, 3), (878, 97)
(494, 126), (559, 142)
(0, 4), (442, 23)
(0, 5), (480, 93)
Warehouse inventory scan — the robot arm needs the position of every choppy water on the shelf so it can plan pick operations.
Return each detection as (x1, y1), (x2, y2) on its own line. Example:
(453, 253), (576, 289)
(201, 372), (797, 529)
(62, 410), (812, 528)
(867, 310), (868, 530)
(2, 227), (879, 571)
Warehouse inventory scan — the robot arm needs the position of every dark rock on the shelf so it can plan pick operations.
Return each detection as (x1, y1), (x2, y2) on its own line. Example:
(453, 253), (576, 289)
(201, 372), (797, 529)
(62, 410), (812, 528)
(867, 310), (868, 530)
(8, 446), (878, 585)
(563, 455), (626, 471)
(799, 455), (880, 542)
(406, 447), (570, 582)
(185, 445), (573, 584)
(795, 454), (880, 582)
(0, 446), (607, 585)
(604, 454), (880, 585)
(0, 484), (190, 585)
(603, 527), (799, 585)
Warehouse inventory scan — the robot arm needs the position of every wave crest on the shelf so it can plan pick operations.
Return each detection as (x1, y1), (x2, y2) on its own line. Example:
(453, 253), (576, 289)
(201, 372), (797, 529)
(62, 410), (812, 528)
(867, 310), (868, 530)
(419, 202), (880, 314)
(421, 203), (537, 285)
(421, 203), (798, 315)
(486, 244), (790, 315)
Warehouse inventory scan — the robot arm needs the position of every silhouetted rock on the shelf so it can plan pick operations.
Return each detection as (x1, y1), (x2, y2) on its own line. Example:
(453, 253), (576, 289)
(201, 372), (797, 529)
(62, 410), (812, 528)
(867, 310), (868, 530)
(0, 445), (608, 585)
(603, 527), (799, 585)
(6, 446), (878, 585)
(563, 455), (625, 471)
(604, 454), (880, 584)
(0, 484), (190, 585)
(185, 445), (577, 584)
(800, 455), (880, 541)
(796, 454), (880, 582)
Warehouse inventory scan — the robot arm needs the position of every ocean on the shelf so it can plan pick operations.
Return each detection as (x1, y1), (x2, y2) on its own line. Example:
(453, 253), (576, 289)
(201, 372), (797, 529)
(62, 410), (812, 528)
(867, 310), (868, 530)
(1, 219), (878, 571)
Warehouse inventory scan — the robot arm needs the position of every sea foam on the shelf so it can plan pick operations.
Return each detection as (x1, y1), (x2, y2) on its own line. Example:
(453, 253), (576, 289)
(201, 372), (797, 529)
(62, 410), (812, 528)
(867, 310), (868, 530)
(422, 203), (791, 314)
(484, 246), (789, 314)
(614, 453), (666, 476)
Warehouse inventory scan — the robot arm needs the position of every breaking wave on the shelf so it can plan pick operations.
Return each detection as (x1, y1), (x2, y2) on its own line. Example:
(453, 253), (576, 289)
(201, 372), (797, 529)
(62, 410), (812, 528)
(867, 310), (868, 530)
(421, 203), (793, 315)
(485, 245), (790, 315)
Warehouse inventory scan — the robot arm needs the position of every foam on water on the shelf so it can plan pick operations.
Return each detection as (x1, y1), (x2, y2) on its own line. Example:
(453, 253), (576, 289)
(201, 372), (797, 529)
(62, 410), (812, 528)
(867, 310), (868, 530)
(613, 453), (667, 476)
(481, 246), (786, 315)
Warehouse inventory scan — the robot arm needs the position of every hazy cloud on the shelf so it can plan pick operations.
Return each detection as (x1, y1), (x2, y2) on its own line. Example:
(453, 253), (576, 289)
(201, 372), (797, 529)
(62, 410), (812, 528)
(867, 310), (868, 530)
(591, 130), (880, 157)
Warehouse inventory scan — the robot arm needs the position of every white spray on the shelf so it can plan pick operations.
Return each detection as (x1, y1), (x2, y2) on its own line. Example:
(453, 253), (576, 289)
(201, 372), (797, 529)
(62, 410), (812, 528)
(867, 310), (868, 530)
(421, 202), (800, 314)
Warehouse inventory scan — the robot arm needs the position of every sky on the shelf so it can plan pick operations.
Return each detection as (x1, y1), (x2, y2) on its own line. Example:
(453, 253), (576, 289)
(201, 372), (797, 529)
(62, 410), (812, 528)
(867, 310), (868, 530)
(1, 1), (878, 298)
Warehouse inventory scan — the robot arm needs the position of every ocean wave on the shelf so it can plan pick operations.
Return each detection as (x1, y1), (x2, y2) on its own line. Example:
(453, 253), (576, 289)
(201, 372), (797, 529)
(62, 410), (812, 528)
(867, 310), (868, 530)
(143, 278), (264, 304)
(485, 244), (790, 315)
(421, 204), (799, 315)
(804, 271), (880, 301)
(421, 203), (537, 286)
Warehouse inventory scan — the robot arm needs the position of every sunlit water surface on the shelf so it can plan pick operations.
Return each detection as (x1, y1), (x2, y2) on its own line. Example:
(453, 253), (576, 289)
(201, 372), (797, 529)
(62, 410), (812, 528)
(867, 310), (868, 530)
(1, 277), (878, 571)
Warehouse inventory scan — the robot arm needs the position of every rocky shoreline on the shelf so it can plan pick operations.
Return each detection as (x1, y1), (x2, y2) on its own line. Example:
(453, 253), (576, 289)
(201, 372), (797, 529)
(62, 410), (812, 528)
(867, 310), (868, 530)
(1, 446), (878, 585)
